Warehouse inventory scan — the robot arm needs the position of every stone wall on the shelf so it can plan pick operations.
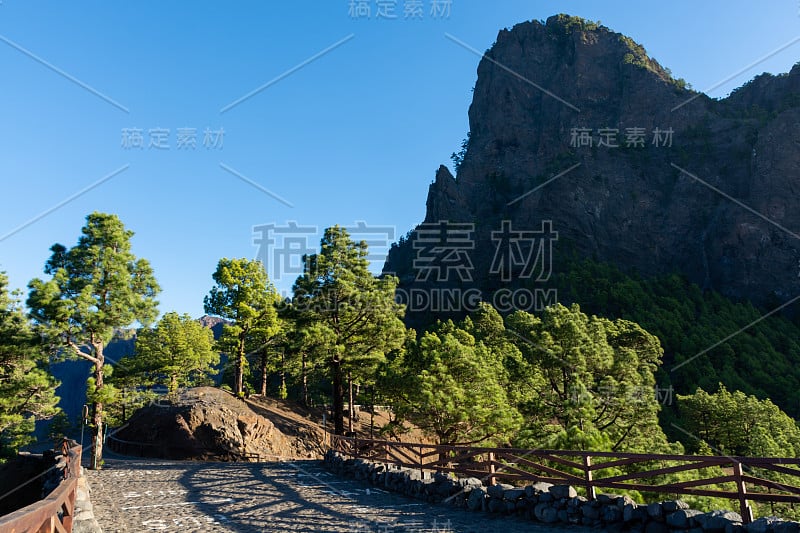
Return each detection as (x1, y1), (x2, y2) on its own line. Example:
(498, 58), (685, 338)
(73, 466), (103, 533)
(324, 450), (800, 533)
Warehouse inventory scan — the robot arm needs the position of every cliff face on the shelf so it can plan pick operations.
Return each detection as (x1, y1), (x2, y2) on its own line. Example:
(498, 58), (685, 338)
(386, 15), (800, 318)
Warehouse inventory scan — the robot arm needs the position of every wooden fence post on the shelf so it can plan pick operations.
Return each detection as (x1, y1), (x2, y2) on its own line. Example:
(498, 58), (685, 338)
(584, 455), (596, 500)
(488, 452), (497, 486)
(62, 483), (76, 532)
(733, 461), (754, 524)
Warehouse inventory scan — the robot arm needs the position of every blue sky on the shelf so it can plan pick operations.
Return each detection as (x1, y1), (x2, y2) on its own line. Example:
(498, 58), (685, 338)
(1, 1), (798, 318)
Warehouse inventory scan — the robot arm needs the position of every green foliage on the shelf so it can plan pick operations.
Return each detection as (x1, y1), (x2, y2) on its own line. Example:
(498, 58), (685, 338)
(679, 385), (800, 518)
(47, 411), (76, 443)
(620, 36), (651, 70)
(101, 381), (157, 427)
(86, 374), (119, 409)
(28, 213), (161, 349)
(291, 226), (406, 434)
(204, 258), (281, 396)
(551, 14), (602, 33)
(506, 303), (674, 453)
(679, 384), (800, 457)
(391, 308), (522, 446)
(619, 35), (691, 91)
(220, 355), (251, 392)
(106, 312), (219, 424)
(27, 212), (159, 468)
(671, 76), (691, 90)
(284, 321), (336, 405)
(450, 133), (470, 174)
(554, 260), (800, 433)
(0, 272), (60, 454)
(130, 312), (219, 392)
(386, 301), (673, 454)
(248, 312), (290, 397)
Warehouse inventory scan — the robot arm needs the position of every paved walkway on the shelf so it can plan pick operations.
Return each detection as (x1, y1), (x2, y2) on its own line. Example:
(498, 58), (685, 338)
(87, 457), (591, 532)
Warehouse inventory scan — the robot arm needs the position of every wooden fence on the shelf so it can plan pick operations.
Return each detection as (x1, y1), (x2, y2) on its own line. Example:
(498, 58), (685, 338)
(331, 435), (800, 523)
(0, 440), (81, 533)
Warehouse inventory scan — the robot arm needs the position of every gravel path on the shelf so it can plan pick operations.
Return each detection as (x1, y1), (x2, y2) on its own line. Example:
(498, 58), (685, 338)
(87, 457), (597, 532)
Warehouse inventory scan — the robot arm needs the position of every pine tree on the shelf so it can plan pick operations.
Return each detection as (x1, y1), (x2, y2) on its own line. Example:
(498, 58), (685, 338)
(131, 312), (219, 392)
(27, 212), (160, 469)
(291, 226), (406, 435)
(506, 303), (670, 452)
(0, 272), (60, 455)
(204, 258), (281, 397)
(393, 319), (522, 447)
(678, 384), (800, 457)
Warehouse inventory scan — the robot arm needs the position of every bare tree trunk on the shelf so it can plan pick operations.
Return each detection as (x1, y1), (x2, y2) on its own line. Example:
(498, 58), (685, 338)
(348, 372), (354, 434)
(370, 387), (375, 439)
(301, 351), (308, 406)
(279, 349), (286, 399)
(260, 349), (268, 396)
(332, 358), (344, 435)
(121, 388), (126, 424)
(90, 350), (105, 469)
(235, 337), (245, 396)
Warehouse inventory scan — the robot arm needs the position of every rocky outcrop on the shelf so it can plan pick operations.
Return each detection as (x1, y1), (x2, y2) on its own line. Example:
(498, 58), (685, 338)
(196, 315), (228, 339)
(109, 387), (324, 461)
(385, 14), (800, 321)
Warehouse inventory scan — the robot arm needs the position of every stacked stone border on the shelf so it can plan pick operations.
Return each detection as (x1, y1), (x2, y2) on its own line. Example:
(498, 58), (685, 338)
(72, 465), (103, 533)
(329, 435), (800, 524)
(325, 450), (800, 533)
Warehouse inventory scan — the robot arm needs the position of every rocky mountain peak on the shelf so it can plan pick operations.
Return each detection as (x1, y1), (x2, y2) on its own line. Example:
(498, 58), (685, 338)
(388, 14), (800, 320)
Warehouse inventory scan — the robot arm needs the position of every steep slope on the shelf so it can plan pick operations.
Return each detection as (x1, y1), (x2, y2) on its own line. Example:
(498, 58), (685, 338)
(385, 15), (800, 323)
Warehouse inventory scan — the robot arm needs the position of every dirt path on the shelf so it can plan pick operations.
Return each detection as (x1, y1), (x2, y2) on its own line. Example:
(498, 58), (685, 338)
(88, 457), (595, 532)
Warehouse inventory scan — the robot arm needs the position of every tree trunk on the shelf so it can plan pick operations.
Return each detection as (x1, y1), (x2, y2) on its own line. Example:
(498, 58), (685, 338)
(260, 349), (268, 396)
(348, 372), (354, 434)
(370, 387), (375, 439)
(437, 433), (449, 464)
(332, 358), (344, 435)
(301, 351), (308, 406)
(90, 353), (104, 470)
(235, 338), (245, 396)
(279, 349), (286, 399)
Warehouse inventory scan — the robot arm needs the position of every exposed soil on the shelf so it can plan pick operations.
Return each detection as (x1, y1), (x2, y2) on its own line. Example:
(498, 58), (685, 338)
(244, 395), (432, 445)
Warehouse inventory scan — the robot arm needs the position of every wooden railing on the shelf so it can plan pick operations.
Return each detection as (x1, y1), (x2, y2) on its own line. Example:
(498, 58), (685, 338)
(106, 433), (262, 462)
(331, 435), (800, 523)
(0, 440), (81, 533)
(107, 433), (159, 457)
